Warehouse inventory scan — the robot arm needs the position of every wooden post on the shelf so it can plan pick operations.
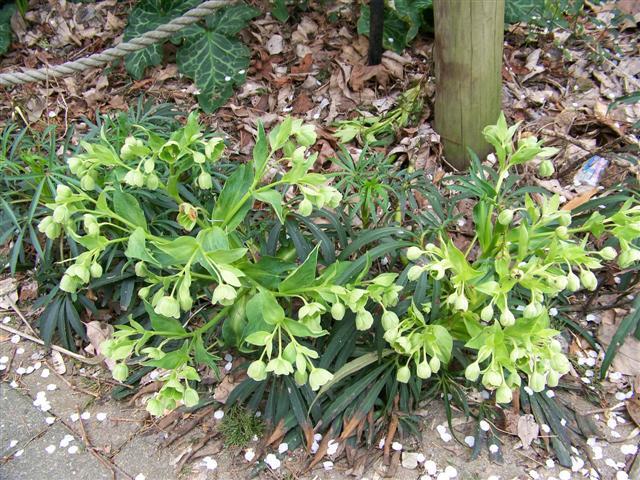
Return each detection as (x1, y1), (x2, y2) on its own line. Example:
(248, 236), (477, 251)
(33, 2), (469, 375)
(434, 0), (504, 170)
(368, 0), (384, 65)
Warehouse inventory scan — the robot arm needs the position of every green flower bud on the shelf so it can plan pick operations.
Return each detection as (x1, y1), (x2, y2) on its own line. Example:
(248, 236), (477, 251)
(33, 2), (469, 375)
(124, 169), (144, 188)
(60, 274), (77, 293)
(507, 372), (521, 388)
(90, 263), (103, 278)
(557, 211), (571, 227)
(465, 362), (481, 382)
(247, 360), (268, 381)
(67, 156), (81, 173)
(496, 384), (513, 404)
(523, 303), (540, 319)
(355, 309), (373, 330)
(146, 173), (160, 190)
(567, 272), (580, 291)
(538, 160), (554, 178)
(416, 360), (432, 379)
(197, 171), (212, 190)
(212, 284), (237, 305)
(550, 353), (570, 374)
(112, 363), (129, 382)
(482, 370), (503, 389)
(500, 309), (515, 327)
(80, 174), (96, 191)
(143, 159), (155, 173)
(396, 365), (411, 383)
(294, 368), (308, 386)
(266, 357), (294, 376)
(552, 276), (568, 291)
(381, 310), (399, 330)
(547, 369), (560, 388)
(407, 265), (424, 281)
(618, 248), (640, 268)
(38, 216), (53, 233)
(135, 261), (148, 277)
(55, 184), (72, 201)
(383, 328), (399, 343)
(193, 151), (206, 164)
(580, 270), (597, 291)
(529, 372), (546, 392)
(309, 368), (333, 391)
(481, 304), (494, 322)
(429, 355), (441, 373)
(498, 209), (514, 226)
(599, 246), (617, 261)
(53, 205), (69, 223)
(454, 292), (468, 311)
(555, 226), (569, 239)
(331, 302), (345, 320)
(406, 246), (423, 261)
(138, 286), (150, 300)
(45, 222), (61, 239)
(154, 296), (181, 319)
(298, 198), (313, 216)
(549, 339), (562, 352)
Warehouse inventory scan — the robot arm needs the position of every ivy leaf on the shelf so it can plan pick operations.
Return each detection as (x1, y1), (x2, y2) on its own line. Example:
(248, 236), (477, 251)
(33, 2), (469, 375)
(504, 0), (544, 24)
(176, 4), (259, 112)
(123, 0), (200, 80)
(0, 3), (15, 56)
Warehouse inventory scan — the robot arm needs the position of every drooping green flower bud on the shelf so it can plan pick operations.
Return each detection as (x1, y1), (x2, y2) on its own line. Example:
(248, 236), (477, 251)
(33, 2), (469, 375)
(90, 263), (103, 278)
(67, 156), (81, 173)
(482, 370), (503, 389)
(124, 169), (144, 188)
(53, 205), (69, 223)
(547, 369), (560, 388)
(529, 371), (546, 392)
(551, 276), (568, 291)
(580, 270), (597, 291)
(500, 309), (515, 327)
(146, 173), (159, 190)
(55, 184), (72, 201)
(506, 371), (521, 387)
(416, 360), (432, 379)
(331, 302), (345, 320)
(523, 302), (540, 319)
(38, 216), (53, 233)
(550, 353), (570, 374)
(567, 272), (580, 291)
(138, 287), (150, 300)
(599, 246), (617, 261)
(247, 360), (268, 381)
(112, 363), (129, 382)
(355, 309), (373, 330)
(266, 357), (294, 376)
(454, 292), (469, 311)
(557, 211), (571, 226)
(383, 328), (399, 343)
(555, 226), (569, 239)
(538, 160), (554, 178)
(154, 295), (181, 319)
(294, 368), (308, 386)
(407, 265), (424, 281)
(496, 384), (513, 404)
(80, 174), (96, 191)
(60, 274), (77, 293)
(396, 365), (411, 383)
(498, 209), (514, 226)
(480, 304), (494, 322)
(429, 355), (441, 373)
(381, 310), (399, 330)
(212, 284), (237, 305)
(135, 261), (147, 277)
(298, 198), (313, 216)
(309, 368), (333, 391)
(197, 171), (212, 190)
(143, 159), (155, 173)
(406, 246), (423, 261)
(465, 361), (481, 382)
(45, 222), (61, 239)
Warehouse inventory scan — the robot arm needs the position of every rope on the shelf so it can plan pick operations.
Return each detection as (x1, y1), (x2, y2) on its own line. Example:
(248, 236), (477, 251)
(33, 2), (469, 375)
(0, 0), (236, 87)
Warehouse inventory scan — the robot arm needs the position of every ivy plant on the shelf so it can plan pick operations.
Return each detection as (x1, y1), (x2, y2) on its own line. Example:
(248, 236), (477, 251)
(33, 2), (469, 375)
(124, 1), (259, 112)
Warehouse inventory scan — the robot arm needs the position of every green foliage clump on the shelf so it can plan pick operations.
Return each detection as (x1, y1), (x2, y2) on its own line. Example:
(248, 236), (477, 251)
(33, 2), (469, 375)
(219, 405), (265, 447)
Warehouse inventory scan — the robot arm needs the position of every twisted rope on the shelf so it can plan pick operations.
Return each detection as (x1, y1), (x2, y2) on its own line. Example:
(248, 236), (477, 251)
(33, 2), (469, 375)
(0, 0), (235, 87)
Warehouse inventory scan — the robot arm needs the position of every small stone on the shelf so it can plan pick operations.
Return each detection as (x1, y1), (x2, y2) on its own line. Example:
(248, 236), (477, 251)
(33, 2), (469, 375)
(68, 445), (79, 454)
(96, 412), (107, 422)
(616, 472), (629, 480)
(464, 435), (475, 447)
(480, 420), (491, 431)
(45, 445), (56, 454)
(46, 384), (57, 391)
(244, 449), (255, 462)
(621, 444), (638, 455)
(401, 452), (420, 469)
(278, 443), (288, 454)
(10, 334), (20, 343)
(323, 461), (334, 471)
(391, 441), (403, 451)
(69, 413), (79, 422)
(424, 460), (438, 475)
(134, 475), (146, 480)
(80, 411), (90, 420)
(559, 471), (571, 480)
(444, 465), (457, 478)
(489, 444), (499, 453)
(41, 368), (50, 378)
(213, 410), (224, 420)
(14, 449), (24, 457)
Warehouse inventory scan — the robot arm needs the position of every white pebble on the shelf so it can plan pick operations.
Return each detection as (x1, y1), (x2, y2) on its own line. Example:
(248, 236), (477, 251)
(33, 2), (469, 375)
(45, 445), (56, 454)
(244, 449), (255, 462)
(264, 453), (281, 469)
(549, 308), (558, 316)
(68, 445), (79, 454)
(9, 439), (18, 448)
(202, 456), (217, 470)
(16, 347), (24, 355)
(489, 444), (499, 453)
(10, 334), (20, 343)
(134, 475), (146, 480)
(16, 367), (26, 375)
(213, 410), (224, 420)
(96, 412), (107, 422)
(46, 384), (56, 391)
(464, 435), (475, 447)
(529, 471), (540, 479)
(224, 353), (233, 362)
(444, 465), (457, 477)
(0, 356), (8, 363)
(616, 472), (629, 480)
(559, 471), (571, 480)
(546, 458), (555, 468)
(391, 441), (403, 451)
(323, 460), (334, 470)
(278, 442), (288, 454)
(479, 420), (490, 431)
(80, 411), (90, 420)
(424, 460), (438, 475)
(41, 368), (50, 378)
(45, 417), (55, 425)
(326, 439), (339, 455)
(621, 444), (638, 455)
(14, 449), (24, 457)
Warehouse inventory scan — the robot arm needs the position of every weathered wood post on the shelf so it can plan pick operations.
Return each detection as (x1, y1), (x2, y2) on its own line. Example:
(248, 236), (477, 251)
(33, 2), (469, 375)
(433, 0), (504, 170)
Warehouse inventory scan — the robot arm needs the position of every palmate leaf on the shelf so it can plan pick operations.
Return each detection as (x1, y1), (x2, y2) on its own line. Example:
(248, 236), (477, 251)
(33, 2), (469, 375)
(124, 0), (201, 79)
(0, 3), (15, 56)
(176, 5), (259, 112)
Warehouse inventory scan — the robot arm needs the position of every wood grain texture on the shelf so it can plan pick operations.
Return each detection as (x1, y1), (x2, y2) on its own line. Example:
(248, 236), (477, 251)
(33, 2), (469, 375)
(434, 0), (505, 170)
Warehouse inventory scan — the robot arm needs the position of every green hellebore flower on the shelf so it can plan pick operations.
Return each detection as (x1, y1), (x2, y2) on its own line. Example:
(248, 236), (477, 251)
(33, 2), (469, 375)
(355, 309), (373, 330)
(67, 156), (81, 173)
(580, 270), (597, 291)
(550, 353), (570, 374)
(396, 365), (411, 383)
(567, 272), (580, 291)
(38, 216), (53, 233)
(266, 357), (294, 376)
(465, 361), (481, 382)
(138, 287), (150, 300)
(212, 284), (237, 305)
(90, 263), (103, 278)
(294, 369), (308, 386)
(309, 368), (333, 391)
(124, 169), (144, 188)
(146, 398), (165, 417)
(429, 355), (441, 373)
(183, 388), (199, 407)
(80, 174), (96, 191)
(146, 173), (160, 190)
(454, 292), (468, 311)
(135, 261), (148, 277)
(60, 274), (78, 293)
(407, 265), (424, 281)
(618, 248), (640, 268)
(298, 198), (313, 216)
(523, 302), (540, 319)
(557, 211), (571, 227)
(599, 246), (617, 261)
(112, 363), (129, 382)
(331, 302), (345, 320)
(383, 328), (399, 343)
(381, 310), (399, 331)
(155, 295), (181, 319)
(480, 304), (494, 322)
(45, 222), (62, 239)
(498, 209), (514, 226)
(547, 369), (560, 388)
(496, 384), (513, 404)
(197, 171), (212, 190)
(529, 372), (546, 392)
(482, 370), (503, 389)
(552, 275), (568, 291)
(143, 158), (155, 173)
(538, 159), (554, 178)
(406, 246), (423, 261)
(555, 226), (569, 239)
(247, 360), (268, 381)
(53, 205), (69, 223)
(416, 360), (432, 379)
(55, 184), (72, 201)
(500, 309), (515, 327)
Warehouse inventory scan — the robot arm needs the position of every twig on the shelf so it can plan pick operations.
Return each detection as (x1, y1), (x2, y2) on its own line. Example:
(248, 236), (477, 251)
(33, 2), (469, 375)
(0, 324), (95, 363)
(45, 359), (99, 399)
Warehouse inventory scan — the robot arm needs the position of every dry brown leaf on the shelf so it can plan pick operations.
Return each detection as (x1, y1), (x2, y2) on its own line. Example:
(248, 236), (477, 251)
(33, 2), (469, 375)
(517, 414), (540, 449)
(51, 350), (67, 375)
(84, 321), (115, 370)
(627, 397), (640, 428)
(561, 187), (598, 211)
(212, 374), (240, 404)
(349, 64), (389, 92)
